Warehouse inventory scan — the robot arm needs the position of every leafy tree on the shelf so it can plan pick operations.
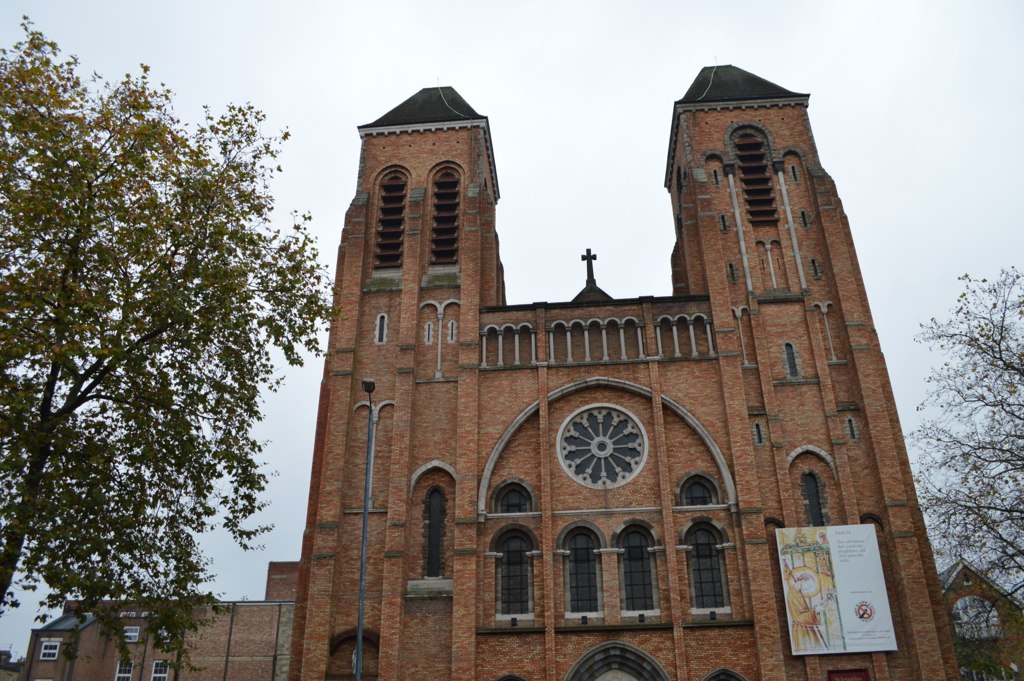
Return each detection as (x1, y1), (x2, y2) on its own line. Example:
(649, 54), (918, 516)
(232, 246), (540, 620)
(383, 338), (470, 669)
(914, 268), (1024, 593)
(0, 24), (332, 657)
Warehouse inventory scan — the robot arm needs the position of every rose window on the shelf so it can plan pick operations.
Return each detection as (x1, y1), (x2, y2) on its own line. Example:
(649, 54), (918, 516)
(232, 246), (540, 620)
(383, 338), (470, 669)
(557, 405), (648, 489)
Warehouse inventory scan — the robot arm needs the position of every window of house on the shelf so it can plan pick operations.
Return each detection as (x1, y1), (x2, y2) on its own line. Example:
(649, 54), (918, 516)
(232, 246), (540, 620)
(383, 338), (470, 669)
(424, 488), (445, 578)
(123, 626), (140, 643)
(431, 169), (460, 265)
(40, 640), (60, 660)
(802, 472), (826, 526)
(784, 343), (799, 377)
(953, 595), (1002, 640)
(687, 527), (726, 609)
(374, 172), (407, 268)
(375, 314), (388, 344)
(424, 321), (434, 345)
(498, 532), (532, 615)
(621, 530), (655, 612)
(566, 531), (599, 613)
(151, 660), (169, 681)
(496, 484), (532, 514)
(115, 660), (134, 681)
(682, 478), (715, 506)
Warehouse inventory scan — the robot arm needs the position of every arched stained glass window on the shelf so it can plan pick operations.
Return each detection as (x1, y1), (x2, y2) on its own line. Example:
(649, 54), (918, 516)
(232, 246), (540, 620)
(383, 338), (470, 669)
(425, 488), (445, 577)
(687, 527), (725, 608)
(621, 530), (655, 611)
(802, 472), (825, 526)
(566, 532), (599, 613)
(499, 533), (531, 615)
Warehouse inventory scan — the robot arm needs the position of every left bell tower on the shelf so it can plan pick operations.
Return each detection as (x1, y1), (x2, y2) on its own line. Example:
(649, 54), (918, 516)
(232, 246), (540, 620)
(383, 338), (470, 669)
(289, 87), (502, 680)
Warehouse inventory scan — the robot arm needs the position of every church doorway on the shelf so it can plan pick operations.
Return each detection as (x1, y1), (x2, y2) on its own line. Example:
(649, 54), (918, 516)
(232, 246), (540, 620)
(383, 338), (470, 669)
(564, 641), (670, 681)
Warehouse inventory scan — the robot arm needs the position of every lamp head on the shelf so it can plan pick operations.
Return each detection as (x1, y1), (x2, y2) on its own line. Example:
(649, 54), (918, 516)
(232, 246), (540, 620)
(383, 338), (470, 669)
(361, 378), (376, 394)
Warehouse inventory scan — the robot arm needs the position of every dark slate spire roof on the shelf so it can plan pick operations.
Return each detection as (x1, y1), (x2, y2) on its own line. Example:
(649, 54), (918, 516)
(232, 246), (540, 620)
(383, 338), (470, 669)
(678, 65), (806, 104)
(359, 86), (485, 129)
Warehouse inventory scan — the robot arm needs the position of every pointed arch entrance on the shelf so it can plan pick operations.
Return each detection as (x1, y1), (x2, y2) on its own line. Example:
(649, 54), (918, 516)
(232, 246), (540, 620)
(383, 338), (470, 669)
(564, 641), (670, 681)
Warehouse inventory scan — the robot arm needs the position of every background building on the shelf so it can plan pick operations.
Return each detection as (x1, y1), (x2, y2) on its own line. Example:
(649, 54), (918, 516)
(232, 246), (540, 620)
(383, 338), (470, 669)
(18, 562), (296, 681)
(941, 560), (1023, 681)
(288, 65), (959, 681)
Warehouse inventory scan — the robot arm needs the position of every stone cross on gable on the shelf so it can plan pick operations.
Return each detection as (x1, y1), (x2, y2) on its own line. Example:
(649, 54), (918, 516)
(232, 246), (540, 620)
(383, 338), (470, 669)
(581, 248), (597, 286)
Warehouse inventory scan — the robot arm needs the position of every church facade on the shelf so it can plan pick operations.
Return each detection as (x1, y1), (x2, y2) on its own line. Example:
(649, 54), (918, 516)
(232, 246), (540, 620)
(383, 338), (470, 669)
(288, 67), (958, 681)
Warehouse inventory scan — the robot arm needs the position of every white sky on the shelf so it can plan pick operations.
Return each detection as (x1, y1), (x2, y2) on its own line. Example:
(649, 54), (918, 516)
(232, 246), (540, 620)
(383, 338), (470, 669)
(2, 0), (1023, 659)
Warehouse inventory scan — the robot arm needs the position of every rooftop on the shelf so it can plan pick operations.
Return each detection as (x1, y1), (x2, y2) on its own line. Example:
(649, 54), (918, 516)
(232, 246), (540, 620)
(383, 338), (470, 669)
(360, 86), (485, 129)
(678, 65), (806, 104)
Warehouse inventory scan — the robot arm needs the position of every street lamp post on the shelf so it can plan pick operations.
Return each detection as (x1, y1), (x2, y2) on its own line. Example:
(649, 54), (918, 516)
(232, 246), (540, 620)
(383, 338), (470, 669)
(355, 378), (376, 681)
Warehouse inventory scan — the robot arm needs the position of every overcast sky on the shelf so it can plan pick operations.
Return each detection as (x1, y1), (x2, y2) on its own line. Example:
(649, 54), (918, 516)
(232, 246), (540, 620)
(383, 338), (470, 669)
(2, 0), (1023, 659)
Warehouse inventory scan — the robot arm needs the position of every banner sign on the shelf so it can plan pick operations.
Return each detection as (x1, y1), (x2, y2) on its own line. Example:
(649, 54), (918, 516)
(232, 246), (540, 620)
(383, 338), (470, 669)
(776, 525), (897, 655)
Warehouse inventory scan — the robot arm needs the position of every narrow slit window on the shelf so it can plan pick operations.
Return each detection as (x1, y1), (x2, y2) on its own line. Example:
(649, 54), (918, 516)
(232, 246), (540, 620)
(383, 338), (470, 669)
(790, 165), (799, 183)
(810, 258), (821, 280)
(712, 168), (720, 186)
(676, 165), (683, 193)
(424, 321), (434, 345)
(802, 472), (826, 526)
(727, 263), (737, 284)
(374, 172), (407, 268)
(447, 319), (458, 343)
(375, 314), (388, 345)
(847, 417), (858, 440)
(431, 169), (460, 265)
(719, 215), (729, 232)
(800, 210), (809, 228)
(753, 422), (764, 445)
(785, 343), (798, 377)
(425, 489), (445, 577)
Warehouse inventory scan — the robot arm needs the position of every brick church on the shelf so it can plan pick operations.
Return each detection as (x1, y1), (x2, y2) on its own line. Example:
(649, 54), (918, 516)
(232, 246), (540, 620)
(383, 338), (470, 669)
(288, 67), (959, 681)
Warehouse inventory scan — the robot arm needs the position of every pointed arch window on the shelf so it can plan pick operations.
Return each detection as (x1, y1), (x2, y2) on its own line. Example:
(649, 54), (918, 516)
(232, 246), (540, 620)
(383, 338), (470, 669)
(375, 172), (407, 268)
(424, 488), (446, 577)
(498, 532), (532, 615)
(620, 529), (655, 612)
(431, 169), (460, 265)
(566, 531), (600, 613)
(686, 526), (726, 609)
(784, 342), (799, 377)
(802, 472), (826, 526)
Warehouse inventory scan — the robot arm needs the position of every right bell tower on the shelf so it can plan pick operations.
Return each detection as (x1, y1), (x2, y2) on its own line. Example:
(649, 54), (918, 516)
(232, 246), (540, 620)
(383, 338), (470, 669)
(665, 65), (958, 680)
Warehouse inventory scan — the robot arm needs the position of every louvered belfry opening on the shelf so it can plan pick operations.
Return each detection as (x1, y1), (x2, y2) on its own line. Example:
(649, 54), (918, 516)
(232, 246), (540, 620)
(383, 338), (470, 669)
(431, 169), (460, 265)
(375, 172), (407, 268)
(734, 131), (779, 227)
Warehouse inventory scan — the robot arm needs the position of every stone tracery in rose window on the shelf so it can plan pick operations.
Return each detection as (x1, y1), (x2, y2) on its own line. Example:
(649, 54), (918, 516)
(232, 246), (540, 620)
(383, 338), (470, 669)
(557, 405), (648, 489)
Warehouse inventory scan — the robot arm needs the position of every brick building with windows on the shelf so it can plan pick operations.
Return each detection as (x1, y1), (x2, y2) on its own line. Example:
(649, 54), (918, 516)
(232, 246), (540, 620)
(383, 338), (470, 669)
(18, 562), (296, 681)
(288, 67), (959, 681)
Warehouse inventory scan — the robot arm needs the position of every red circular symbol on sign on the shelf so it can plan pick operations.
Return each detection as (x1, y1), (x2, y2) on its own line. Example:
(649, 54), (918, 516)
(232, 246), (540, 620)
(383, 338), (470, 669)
(854, 601), (875, 621)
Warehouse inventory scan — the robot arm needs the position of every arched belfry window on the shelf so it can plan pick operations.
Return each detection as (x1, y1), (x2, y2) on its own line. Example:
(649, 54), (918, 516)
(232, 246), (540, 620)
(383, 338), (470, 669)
(733, 130), (779, 227)
(566, 531), (600, 613)
(686, 526), (726, 609)
(620, 529), (656, 612)
(802, 472), (826, 526)
(375, 172), (407, 268)
(431, 169), (460, 265)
